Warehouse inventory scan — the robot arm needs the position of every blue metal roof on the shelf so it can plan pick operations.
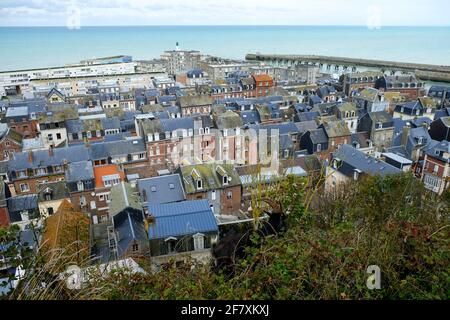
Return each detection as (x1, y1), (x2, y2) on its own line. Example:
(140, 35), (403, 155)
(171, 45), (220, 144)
(147, 200), (218, 240)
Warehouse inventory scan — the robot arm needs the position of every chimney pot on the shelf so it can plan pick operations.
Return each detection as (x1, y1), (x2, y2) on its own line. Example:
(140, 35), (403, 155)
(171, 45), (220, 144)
(28, 151), (33, 163)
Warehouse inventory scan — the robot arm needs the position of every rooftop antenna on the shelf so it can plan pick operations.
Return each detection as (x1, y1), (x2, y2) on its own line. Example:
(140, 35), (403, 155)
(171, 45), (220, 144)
(176, 42), (180, 51)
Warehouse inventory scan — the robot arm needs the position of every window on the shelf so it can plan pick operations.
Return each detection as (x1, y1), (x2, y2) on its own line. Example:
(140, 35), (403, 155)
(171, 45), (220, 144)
(434, 165), (439, 174)
(56, 133), (62, 140)
(211, 190), (216, 201)
(197, 179), (203, 190)
(77, 181), (84, 191)
(47, 134), (53, 141)
(165, 238), (177, 253)
(47, 207), (54, 215)
(80, 195), (86, 206)
(132, 243), (139, 252)
(20, 183), (30, 192)
(317, 144), (322, 152)
(223, 175), (229, 185)
(193, 234), (205, 251)
(227, 191), (232, 199)
(44, 193), (52, 201)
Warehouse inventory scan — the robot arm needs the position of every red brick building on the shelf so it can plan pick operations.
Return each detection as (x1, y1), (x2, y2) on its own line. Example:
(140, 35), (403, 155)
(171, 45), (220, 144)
(421, 141), (450, 195)
(253, 74), (274, 97)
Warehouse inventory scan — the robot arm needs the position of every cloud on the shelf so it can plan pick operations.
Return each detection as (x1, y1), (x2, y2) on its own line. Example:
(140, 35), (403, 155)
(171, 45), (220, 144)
(0, 0), (449, 26)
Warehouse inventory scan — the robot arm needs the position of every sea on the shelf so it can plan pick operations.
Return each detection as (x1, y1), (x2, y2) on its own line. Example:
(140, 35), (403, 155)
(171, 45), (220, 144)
(1, 26), (450, 71)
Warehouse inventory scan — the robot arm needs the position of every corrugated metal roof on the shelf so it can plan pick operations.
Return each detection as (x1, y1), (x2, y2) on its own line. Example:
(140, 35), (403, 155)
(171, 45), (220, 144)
(147, 200), (218, 240)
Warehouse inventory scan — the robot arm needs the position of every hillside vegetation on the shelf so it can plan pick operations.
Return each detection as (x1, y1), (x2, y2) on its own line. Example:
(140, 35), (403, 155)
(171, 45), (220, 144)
(3, 174), (450, 300)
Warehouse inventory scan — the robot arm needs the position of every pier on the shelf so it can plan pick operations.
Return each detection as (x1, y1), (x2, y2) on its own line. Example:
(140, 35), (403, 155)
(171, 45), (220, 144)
(246, 53), (450, 83)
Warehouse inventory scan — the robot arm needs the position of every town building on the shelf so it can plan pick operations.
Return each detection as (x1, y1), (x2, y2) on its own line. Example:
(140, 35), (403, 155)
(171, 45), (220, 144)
(421, 140), (450, 195)
(326, 144), (402, 192)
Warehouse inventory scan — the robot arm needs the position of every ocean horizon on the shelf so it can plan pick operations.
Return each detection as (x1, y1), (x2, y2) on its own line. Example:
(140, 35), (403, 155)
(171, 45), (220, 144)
(1, 25), (450, 71)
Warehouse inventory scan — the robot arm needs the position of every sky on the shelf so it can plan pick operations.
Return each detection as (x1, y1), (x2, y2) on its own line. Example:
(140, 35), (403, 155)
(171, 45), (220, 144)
(0, 0), (449, 27)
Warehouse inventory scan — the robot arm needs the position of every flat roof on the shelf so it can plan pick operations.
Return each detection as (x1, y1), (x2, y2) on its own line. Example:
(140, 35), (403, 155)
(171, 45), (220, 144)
(382, 152), (413, 164)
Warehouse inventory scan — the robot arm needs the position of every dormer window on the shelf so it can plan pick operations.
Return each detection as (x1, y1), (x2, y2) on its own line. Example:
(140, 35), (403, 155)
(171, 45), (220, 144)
(377, 122), (383, 129)
(353, 169), (361, 181)
(400, 107), (404, 113)
(197, 179), (203, 189)
(416, 110), (420, 116)
(223, 175), (229, 185)
(193, 233), (205, 251)
(317, 144), (322, 152)
(77, 181), (84, 191)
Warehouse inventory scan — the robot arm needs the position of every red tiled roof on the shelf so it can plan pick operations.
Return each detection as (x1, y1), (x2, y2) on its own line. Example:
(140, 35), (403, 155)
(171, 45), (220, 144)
(93, 164), (125, 188)
(253, 74), (273, 82)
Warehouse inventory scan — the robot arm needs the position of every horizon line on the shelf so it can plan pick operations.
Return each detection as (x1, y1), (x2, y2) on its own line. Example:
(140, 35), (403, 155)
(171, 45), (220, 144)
(1, 24), (450, 28)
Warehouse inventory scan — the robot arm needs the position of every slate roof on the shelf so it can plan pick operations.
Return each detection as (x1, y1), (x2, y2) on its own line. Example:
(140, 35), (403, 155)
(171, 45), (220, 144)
(425, 140), (450, 163)
(357, 88), (379, 101)
(160, 117), (195, 132)
(88, 139), (146, 160)
(240, 110), (260, 125)
(66, 161), (94, 182)
(351, 132), (371, 148)
(216, 110), (243, 130)
(294, 120), (318, 134)
(10, 145), (90, 171)
(113, 208), (147, 257)
(319, 118), (351, 138)
(318, 85), (337, 97)
(109, 182), (142, 217)
(296, 111), (320, 122)
(101, 117), (121, 130)
(186, 69), (204, 78)
(332, 144), (402, 177)
(146, 199), (218, 240)
(309, 128), (329, 144)
(368, 111), (394, 126)
(434, 108), (450, 120)
(179, 163), (241, 194)
(7, 194), (39, 222)
(309, 95), (323, 105)
(36, 181), (69, 202)
(178, 95), (212, 108)
(137, 174), (185, 205)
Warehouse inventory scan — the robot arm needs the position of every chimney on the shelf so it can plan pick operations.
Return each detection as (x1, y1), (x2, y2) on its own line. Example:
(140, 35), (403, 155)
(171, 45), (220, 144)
(28, 151), (33, 164)
(401, 126), (410, 146)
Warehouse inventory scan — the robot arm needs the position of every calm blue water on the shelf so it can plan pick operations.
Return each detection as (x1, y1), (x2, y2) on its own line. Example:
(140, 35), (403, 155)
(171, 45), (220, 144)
(1, 26), (450, 71)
